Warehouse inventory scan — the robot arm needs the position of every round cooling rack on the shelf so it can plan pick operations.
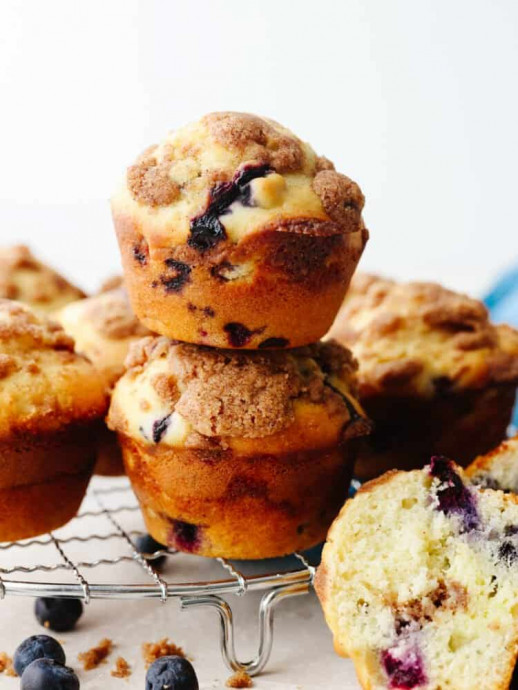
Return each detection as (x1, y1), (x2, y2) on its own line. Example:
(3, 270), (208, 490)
(0, 477), (323, 676)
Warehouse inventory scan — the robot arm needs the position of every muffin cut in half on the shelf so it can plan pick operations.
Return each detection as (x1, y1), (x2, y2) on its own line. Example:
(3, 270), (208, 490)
(466, 434), (518, 493)
(328, 274), (518, 479)
(108, 338), (370, 559)
(0, 300), (107, 540)
(0, 245), (85, 314)
(316, 458), (518, 690)
(111, 111), (368, 348)
(56, 287), (152, 475)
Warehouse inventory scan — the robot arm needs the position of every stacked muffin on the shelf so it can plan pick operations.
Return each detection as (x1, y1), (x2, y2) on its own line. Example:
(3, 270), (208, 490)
(107, 112), (371, 559)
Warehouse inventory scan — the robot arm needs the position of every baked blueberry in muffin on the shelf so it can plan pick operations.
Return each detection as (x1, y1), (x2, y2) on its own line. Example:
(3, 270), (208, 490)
(107, 338), (370, 558)
(316, 459), (518, 689)
(55, 287), (152, 475)
(0, 245), (85, 314)
(111, 112), (368, 348)
(328, 274), (518, 479)
(0, 300), (107, 540)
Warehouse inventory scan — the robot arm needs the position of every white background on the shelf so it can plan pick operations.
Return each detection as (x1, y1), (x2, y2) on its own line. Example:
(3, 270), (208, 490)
(0, 0), (517, 295)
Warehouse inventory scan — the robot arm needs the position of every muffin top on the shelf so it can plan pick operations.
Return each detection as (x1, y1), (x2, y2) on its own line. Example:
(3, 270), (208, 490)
(108, 338), (370, 453)
(56, 288), (152, 391)
(112, 112), (366, 252)
(328, 274), (518, 397)
(0, 245), (85, 313)
(0, 300), (107, 439)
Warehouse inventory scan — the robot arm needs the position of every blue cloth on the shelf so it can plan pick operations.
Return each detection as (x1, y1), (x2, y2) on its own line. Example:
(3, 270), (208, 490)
(484, 267), (518, 428)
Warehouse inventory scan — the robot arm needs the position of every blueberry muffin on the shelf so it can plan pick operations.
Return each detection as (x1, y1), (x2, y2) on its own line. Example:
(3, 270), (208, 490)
(111, 112), (368, 349)
(328, 275), (518, 479)
(107, 338), (370, 558)
(0, 300), (107, 540)
(467, 434), (518, 492)
(316, 458), (518, 690)
(56, 287), (152, 475)
(0, 245), (85, 313)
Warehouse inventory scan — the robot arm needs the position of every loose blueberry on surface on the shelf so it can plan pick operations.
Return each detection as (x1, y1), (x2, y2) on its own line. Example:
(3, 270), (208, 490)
(258, 337), (290, 349)
(429, 456), (480, 532)
(381, 648), (427, 689)
(35, 598), (83, 632)
(21, 658), (79, 690)
(135, 533), (167, 567)
(160, 259), (191, 293)
(188, 164), (271, 253)
(14, 635), (66, 677)
(170, 520), (200, 553)
(146, 655), (199, 690)
(152, 415), (171, 444)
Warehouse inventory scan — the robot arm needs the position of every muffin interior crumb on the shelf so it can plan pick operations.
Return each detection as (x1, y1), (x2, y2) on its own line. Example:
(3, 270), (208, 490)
(226, 669), (254, 687)
(111, 656), (131, 678)
(78, 638), (114, 670)
(142, 638), (185, 667)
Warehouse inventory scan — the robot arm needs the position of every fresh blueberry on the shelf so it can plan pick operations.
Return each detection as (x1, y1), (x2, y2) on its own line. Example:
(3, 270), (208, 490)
(135, 533), (167, 567)
(381, 648), (427, 689)
(34, 598), (83, 632)
(14, 635), (66, 676)
(429, 456), (480, 532)
(21, 658), (79, 690)
(146, 655), (199, 690)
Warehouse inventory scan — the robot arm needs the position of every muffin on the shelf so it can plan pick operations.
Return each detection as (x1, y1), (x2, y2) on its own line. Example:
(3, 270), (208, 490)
(0, 300), (107, 540)
(466, 434), (518, 492)
(55, 287), (152, 475)
(0, 245), (85, 313)
(111, 112), (368, 348)
(328, 275), (518, 480)
(107, 338), (370, 559)
(316, 458), (518, 690)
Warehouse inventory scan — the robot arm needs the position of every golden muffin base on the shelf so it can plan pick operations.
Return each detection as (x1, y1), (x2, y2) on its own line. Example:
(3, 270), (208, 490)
(94, 426), (125, 476)
(114, 214), (367, 348)
(0, 423), (98, 541)
(354, 383), (516, 481)
(120, 436), (358, 559)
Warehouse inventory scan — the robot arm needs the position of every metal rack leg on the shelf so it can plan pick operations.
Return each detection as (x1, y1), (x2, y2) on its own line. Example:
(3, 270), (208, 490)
(180, 582), (309, 676)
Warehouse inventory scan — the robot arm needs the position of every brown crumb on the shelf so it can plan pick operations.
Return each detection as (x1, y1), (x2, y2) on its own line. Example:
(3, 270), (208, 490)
(0, 652), (17, 677)
(226, 670), (254, 688)
(78, 638), (114, 670)
(142, 638), (185, 668)
(111, 656), (131, 679)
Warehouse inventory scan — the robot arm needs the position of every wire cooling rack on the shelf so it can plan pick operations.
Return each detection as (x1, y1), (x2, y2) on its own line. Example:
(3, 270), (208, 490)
(0, 477), (323, 676)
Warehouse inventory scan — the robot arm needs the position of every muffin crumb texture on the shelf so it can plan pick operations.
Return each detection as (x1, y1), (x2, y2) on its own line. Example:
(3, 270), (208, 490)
(78, 638), (114, 670)
(226, 669), (254, 688)
(111, 656), (131, 679)
(0, 652), (17, 677)
(142, 638), (185, 667)
(329, 274), (518, 396)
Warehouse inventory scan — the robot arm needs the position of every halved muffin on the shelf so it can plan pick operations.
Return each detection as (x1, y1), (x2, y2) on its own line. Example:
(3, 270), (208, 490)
(108, 338), (370, 558)
(0, 300), (107, 540)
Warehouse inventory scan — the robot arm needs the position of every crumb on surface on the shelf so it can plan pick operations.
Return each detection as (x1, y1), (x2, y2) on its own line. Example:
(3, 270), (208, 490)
(78, 638), (114, 670)
(226, 669), (254, 688)
(111, 656), (131, 679)
(142, 638), (185, 667)
(0, 652), (17, 677)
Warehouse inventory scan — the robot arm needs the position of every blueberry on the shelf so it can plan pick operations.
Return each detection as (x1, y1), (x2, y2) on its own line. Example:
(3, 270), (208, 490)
(135, 533), (167, 567)
(499, 540), (518, 566)
(145, 655), (199, 690)
(429, 456), (480, 532)
(258, 337), (290, 349)
(381, 648), (427, 689)
(223, 322), (253, 347)
(14, 635), (66, 676)
(171, 520), (200, 553)
(35, 598), (83, 632)
(21, 658), (79, 690)
(152, 415), (171, 443)
(160, 259), (191, 293)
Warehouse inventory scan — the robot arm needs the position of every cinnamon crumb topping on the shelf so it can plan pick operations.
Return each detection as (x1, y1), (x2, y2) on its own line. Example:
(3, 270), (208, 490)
(226, 670), (254, 688)
(142, 638), (185, 668)
(111, 656), (131, 678)
(78, 638), (113, 670)
(0, 652), (17, 677)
